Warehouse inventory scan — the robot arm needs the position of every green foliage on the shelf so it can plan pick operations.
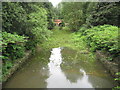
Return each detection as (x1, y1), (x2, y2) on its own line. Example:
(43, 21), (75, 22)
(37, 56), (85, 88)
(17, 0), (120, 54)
(2, 61), (13, 77)
(0, 31), (2, 53)
(28, 6), (52, 43)
(5, 44), (25, 60)
(2, 2), (27, 34)
(2, 2), (54, 82)
(2, 31), (27, 45)
(60, 2), (120, 31)
(2, 2), (53, 56)
(25, 40), (37, 50)
(81, 25), (119, 57)
(112, 72), (120, 90)
(59, 22), (65, 30)
(2, 2), (53, 49)
(43, 2), (55, 29)
(113, 86), (120, 90)
(60, 2), (98, 31)
(115, 72), (120, 81)
(78, 24), (88, 34)
(61, 2), (85, 31)
(86, 2), (120, 27)
(2, 31), (27, 60)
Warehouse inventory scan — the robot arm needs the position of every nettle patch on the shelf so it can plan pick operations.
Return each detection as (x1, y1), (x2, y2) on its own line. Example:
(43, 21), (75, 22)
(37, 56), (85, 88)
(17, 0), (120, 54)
(80, 25), (119, 58)
(1, 31), (27, 78)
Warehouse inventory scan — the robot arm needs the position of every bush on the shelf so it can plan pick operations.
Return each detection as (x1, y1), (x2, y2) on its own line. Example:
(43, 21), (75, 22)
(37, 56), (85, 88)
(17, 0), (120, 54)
(25, 40), (37, 50)
(2, 2), (54, 82)
(82, 25), (119, 57)
(2, 31), (27, 61)
(2, 2), (27, 34)
(2, 61), (13, 77)
(28, 6), (52, 43)
(5, 44), (25, 60)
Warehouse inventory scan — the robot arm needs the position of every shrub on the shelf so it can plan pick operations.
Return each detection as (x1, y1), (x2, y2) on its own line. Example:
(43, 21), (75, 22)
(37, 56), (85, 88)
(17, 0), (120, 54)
(2, 31), (27, 61)
(82, 25), (119, 57)
(28, 6), (52, 43)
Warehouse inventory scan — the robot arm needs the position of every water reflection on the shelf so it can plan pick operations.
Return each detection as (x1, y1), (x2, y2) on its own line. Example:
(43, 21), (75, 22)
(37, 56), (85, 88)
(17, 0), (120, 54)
(46, 47), (93, 88)
(4, 48), (49, 88)
(4, 47), (116, 88)
(46, 47), (115, 88)
(46, 47), (68, 88)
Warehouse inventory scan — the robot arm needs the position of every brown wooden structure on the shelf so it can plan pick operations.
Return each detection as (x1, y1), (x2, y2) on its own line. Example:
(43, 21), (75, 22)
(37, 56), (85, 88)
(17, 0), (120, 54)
(54, 19), (62, 26)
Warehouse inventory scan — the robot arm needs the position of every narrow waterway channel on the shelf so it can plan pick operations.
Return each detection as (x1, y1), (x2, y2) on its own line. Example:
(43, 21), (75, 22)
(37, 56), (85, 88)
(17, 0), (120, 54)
(4, 47), (116, 88)
(4, 30), (116, 88)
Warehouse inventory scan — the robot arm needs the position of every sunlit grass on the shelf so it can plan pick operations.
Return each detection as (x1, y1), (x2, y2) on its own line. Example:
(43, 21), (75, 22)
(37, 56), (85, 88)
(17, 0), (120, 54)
(40, 27), (96, 61)
(41, 27), (86, 49)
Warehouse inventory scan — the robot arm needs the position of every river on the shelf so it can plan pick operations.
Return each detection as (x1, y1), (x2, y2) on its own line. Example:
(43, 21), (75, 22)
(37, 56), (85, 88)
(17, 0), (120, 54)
(4, 46), (116, 88)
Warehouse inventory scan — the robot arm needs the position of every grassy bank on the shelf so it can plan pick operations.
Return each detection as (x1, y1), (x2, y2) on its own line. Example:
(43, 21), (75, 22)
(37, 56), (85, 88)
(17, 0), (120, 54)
(40, 26), (119, 88)
(40, 26), (96, 61)
(41, 27), (88, 50)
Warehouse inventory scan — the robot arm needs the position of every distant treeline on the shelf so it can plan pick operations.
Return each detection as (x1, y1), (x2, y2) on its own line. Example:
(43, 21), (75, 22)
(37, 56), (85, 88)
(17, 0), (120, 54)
(58, 2), (120, 31)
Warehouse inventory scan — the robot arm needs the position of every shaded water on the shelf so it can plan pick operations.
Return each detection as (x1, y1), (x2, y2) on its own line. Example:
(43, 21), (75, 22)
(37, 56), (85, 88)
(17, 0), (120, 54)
(4, 47), (116, 88)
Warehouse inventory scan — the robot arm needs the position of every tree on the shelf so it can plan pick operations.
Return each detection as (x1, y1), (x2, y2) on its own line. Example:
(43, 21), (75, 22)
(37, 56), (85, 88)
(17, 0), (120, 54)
(86, 2), (120, 27)
(61, 2), (94, 31)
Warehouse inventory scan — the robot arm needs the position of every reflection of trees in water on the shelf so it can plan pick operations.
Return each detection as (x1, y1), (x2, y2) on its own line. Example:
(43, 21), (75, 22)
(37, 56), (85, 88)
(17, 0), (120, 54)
(61, 47), (107, 77)
(61, 47), (84, 83)
(61, 65), (83, 83)
(60, 47), (115, 88)
(27, 49), (50, 88)
(5, 48), (50, 88)
(87, 75), (115, 88)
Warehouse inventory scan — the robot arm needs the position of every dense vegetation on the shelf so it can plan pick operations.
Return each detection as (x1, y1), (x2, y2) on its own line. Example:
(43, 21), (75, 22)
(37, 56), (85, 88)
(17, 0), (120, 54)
(59, 2), (120, 58)
(1, 2), (54, 81)
(59, 1), (120, 88)
(1, 1), (120, 89)
(81, 25), (119, 57)
(60, 2), (120, 31)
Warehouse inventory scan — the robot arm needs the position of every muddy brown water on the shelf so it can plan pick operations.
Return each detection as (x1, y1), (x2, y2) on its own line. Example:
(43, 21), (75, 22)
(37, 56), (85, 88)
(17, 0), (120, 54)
(4, 47), (116, 88)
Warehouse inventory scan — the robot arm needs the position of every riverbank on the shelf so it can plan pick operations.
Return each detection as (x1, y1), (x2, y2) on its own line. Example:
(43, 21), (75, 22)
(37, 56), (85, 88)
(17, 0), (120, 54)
(40, 27), (90, 51)
(2, 50), (32, 83)
(3, 27), (116, 88)
(37, 27), (118, 80)
(41, 27), (118, 78)
(96, 50), (118, 78)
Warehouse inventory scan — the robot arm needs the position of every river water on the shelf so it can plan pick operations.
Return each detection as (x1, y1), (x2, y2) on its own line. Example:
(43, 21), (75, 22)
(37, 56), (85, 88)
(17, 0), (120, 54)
(4, 47), (116, 88)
